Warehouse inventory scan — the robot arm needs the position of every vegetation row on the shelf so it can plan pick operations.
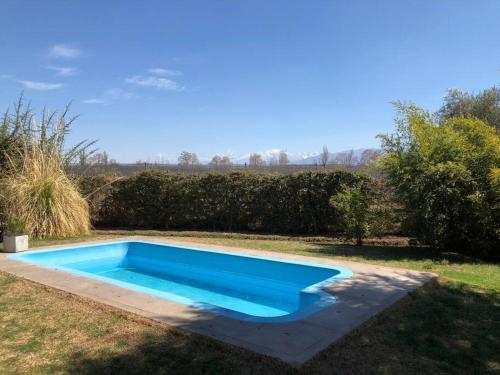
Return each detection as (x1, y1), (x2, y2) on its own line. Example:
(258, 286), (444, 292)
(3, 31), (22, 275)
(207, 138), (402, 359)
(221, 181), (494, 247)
(1, 87), (499, 259)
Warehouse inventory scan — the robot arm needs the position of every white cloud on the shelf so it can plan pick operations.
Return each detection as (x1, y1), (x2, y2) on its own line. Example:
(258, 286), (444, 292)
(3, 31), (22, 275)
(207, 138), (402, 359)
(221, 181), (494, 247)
(18, 80), (63, 90)
(83, 98), (106, 104)
(106, 88), (137, 100)
(48, 44), (82, 59)
(148, 68), (182, 77)
(45, 66), (77, 77)
(125, 75), (183, 91)
(83, 88), (137, 105)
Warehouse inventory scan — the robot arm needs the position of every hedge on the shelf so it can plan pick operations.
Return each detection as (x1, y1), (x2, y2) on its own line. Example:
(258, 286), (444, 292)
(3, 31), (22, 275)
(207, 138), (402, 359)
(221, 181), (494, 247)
(79, 170), (367, 233)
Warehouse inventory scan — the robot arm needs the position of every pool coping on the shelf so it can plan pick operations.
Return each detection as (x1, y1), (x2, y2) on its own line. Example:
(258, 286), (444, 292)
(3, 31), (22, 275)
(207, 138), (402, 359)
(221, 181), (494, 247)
(0, 236), (436, 366)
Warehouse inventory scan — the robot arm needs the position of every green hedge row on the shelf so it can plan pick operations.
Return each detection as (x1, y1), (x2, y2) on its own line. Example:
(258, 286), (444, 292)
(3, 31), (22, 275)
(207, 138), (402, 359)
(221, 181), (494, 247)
(80, 170), (366, 233)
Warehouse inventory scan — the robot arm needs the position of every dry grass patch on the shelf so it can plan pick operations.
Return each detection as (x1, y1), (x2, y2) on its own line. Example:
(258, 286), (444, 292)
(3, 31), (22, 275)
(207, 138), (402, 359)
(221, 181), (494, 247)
(0, 272), (289, 375)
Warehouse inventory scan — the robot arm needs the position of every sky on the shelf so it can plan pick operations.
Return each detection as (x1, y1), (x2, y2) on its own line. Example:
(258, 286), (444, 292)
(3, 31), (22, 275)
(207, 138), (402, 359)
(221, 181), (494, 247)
(0, 0), (499, 163)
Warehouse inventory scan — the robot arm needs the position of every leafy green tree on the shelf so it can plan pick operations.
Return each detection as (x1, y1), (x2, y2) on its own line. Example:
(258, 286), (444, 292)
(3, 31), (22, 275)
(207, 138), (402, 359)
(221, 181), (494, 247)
(330, 184), (370, 245)
(379, 102), (500, 257)
(438, 87), (500, 132)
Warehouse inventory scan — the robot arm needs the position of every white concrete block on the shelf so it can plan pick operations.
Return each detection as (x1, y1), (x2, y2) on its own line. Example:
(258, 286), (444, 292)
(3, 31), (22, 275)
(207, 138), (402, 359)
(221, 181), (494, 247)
(3, 235), (29, 252)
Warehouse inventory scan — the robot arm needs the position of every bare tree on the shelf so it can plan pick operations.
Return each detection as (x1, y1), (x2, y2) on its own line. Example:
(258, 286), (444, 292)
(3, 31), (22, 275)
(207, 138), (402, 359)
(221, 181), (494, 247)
(191, 153), (200, 166)
(178, 151), (200, 166)
(344, 149), (356, 167)
(335, 149), (358, 167)
(268, 153), (278, 166)
(320, 145), (329, 168)
(360, 149), (382, 166)
(103, 151), (109, 165)
(79, 149), (91, 166)
(209, 155), (222, 167)
(278, 150), (290, 165)
(89, 151), (109, 166)
(249, 153), (264, 167)
(178, 152), (190, 166)
(220, 156), (232, 166)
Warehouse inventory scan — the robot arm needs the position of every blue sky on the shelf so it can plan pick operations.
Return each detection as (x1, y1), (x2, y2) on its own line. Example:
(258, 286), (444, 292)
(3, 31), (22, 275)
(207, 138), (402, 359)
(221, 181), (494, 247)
(1, 0), (499, 163)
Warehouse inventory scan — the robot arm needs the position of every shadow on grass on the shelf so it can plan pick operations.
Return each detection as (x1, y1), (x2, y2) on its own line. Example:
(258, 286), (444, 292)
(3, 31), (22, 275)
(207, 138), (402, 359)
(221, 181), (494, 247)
(65, 327), (292, 375)
(303, 279), (500, 374)
(300, 242), (489, 265)
(63, 280), (499, 375)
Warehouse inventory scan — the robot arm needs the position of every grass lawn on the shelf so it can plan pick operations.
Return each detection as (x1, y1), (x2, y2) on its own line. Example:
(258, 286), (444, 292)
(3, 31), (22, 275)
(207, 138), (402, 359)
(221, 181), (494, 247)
(1, 230), (499, 374)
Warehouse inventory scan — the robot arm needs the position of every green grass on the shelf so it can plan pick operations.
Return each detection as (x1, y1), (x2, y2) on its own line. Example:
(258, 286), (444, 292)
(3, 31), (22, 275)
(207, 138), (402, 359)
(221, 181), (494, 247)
(1, 230), (499, 374)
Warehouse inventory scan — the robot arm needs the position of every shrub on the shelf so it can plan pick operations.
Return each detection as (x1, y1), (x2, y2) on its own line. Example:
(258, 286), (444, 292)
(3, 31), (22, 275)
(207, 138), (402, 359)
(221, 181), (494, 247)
(379, 103), (500, 257)
(77, 174), (120, 225)
(329, 185), (370, 245)
(366, 178), (399, 237)
(328, 177), (397, 245)
(84, 170), (366, 233)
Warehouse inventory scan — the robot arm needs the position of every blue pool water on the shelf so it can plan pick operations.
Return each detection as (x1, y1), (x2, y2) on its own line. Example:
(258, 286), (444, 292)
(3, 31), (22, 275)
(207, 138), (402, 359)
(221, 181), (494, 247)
(9, 241), (352, 322)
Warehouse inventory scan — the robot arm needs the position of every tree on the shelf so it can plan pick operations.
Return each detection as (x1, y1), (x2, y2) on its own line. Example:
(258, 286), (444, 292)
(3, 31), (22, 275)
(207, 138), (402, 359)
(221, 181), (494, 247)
(249, 153), (264, 167)
(335, 149), (358, 167)
(320, 145), (329, 168)
(79, 149), (91, 166)
(209, 155), (222, 167)
(330, 185), (370, 245)
(360, 149), (382, 166)
(278, 150), (290, 165)
(438, 87), (500, 132)
(178, 151), (200, 166)
(379, 102), (500, 257)
(268, 155), (278, 166)
(220, 156), (232, 166)
(89, 151), (109, 165)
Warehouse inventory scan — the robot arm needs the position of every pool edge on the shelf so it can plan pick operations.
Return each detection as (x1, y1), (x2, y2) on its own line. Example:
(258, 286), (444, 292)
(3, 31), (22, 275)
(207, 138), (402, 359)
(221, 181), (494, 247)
(8, 239), (354, 323)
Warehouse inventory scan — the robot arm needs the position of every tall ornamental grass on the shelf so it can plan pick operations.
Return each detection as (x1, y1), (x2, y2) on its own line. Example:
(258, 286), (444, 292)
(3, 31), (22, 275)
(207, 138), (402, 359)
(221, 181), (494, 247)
(1, 143), (90, 239)
(1, 95), (94, 239)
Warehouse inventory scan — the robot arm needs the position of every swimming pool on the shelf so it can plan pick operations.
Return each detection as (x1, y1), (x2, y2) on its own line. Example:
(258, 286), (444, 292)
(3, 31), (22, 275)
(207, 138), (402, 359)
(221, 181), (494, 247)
(9, 241), (352, 322)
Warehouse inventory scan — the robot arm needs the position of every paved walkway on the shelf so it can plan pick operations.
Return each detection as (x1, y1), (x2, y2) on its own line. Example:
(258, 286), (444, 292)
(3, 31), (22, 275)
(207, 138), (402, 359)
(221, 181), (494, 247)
(0, 236), (435, 365)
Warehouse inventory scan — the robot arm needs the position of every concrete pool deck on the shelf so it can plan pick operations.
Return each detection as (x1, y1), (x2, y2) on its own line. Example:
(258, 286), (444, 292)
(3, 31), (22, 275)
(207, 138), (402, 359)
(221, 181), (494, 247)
(0, 236), (436, 365)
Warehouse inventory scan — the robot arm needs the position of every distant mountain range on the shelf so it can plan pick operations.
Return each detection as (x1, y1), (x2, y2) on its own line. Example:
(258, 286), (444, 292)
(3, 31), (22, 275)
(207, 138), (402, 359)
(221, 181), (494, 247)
(225, 148), (379, 165)
(292, 148), (373, 165)
(139, 148), (380, 165)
